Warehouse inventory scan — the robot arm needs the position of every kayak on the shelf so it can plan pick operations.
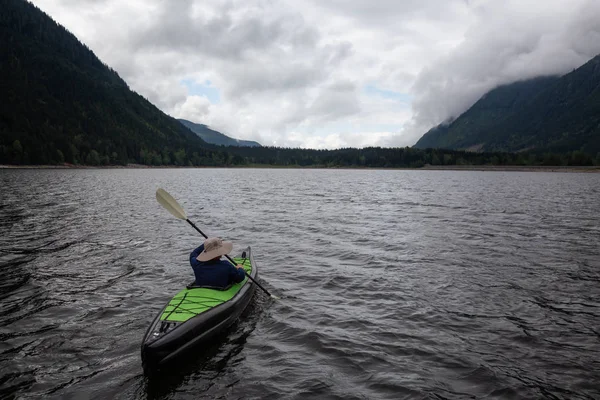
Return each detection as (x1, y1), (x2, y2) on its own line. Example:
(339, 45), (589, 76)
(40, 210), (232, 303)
(141, 247), (257, 370)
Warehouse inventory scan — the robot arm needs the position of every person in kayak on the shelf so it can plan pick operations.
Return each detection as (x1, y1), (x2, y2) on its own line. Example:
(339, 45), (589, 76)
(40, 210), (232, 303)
(189, 237), (246, 289)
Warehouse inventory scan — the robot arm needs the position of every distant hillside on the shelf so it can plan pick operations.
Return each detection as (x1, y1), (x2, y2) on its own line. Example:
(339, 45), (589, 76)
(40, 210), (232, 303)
(0, 0), (221, 166)
(179, 119), (261, 147)
(415, 77), (559, 150)
(414, 55), (600, 154)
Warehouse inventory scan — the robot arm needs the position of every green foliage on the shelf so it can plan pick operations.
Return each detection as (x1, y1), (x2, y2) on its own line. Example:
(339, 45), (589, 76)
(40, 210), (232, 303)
(11, 140), (23, 163)
(85, 149), (100, 165)
(221, 145), (598, 168)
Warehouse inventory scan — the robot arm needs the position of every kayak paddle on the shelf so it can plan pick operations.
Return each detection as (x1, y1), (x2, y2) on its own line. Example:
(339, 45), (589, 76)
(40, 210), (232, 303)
(156, 188), (279, 300)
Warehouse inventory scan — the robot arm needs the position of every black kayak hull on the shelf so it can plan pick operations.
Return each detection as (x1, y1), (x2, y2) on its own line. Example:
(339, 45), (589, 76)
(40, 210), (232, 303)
(141, 247), (257, 370)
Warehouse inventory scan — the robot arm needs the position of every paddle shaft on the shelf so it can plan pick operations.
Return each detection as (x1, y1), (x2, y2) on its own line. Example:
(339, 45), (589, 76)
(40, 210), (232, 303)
(186, 219), (275, 298)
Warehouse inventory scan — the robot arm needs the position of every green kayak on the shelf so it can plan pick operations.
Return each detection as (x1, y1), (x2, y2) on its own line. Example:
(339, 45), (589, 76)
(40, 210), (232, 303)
(141, 247), (257, 369)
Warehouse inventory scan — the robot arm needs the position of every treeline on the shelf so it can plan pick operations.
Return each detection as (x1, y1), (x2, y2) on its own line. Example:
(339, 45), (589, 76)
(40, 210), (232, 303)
(0, 138), (241, 167)
(4, 137), (598, 167)
(225, 146), (600, 168)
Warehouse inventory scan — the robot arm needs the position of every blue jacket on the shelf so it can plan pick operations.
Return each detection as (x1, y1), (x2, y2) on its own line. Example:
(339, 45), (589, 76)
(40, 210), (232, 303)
(189, 245), (246, 288)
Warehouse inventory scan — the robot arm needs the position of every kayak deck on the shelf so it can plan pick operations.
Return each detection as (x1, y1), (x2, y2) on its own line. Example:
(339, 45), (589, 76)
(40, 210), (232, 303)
(160, 257), (253, 323)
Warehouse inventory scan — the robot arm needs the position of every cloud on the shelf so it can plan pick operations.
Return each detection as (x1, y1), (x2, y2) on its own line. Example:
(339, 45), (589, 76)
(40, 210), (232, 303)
(396, 0), (600, 146)
(171, 95), (213, 124)
(30, 0), (600, 148)
(30, 0), (436, 147)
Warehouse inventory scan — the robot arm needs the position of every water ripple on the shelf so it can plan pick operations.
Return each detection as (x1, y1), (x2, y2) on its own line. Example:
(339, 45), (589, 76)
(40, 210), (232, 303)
(0, 168), (599, 399)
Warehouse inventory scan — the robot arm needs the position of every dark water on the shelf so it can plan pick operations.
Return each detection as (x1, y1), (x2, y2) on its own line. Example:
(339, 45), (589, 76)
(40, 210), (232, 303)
(1, 168), (599, 399)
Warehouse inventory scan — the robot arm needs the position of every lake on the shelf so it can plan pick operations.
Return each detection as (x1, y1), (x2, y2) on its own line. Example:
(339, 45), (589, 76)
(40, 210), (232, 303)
(1, 168), (599, 399)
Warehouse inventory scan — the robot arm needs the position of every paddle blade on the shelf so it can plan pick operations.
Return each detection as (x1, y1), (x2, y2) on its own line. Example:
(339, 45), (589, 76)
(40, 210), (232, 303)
(156, 188), (187, 220)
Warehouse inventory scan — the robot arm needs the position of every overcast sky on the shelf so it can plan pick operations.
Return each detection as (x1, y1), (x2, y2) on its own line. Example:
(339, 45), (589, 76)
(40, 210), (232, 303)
(32, 0), (600, 149)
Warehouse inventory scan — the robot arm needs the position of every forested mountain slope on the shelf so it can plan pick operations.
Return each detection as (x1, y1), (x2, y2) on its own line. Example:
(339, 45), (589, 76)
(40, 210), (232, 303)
(414, 55), (600, 154)
(0, 0), (217, 166)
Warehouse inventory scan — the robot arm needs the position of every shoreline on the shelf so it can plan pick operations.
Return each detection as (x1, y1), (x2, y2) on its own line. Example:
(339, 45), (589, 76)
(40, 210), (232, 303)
(420, 165), (600, 173)
(1, 164), (599, 172)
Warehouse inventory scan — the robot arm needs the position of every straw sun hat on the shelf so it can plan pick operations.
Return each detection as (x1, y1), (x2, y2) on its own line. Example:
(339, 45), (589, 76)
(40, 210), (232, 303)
(196, 237), (233, 262)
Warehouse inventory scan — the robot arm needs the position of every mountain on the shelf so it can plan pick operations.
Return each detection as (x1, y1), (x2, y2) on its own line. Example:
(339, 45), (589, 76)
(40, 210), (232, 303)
(179, 119), (261, 147)
(0, 0), (221, 166)
(414, 55), (600, 154)
(415, 77), (559, 150)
